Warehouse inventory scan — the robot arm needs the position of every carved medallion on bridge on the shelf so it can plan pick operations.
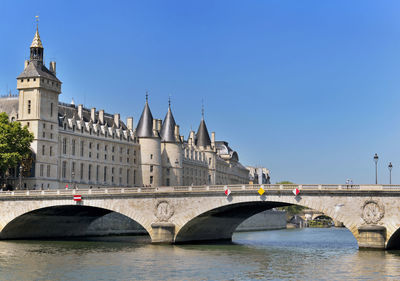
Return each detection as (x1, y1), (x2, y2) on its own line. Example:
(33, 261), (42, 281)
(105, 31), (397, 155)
(155, 200), (174, 222)
(361, 200), (384, 224)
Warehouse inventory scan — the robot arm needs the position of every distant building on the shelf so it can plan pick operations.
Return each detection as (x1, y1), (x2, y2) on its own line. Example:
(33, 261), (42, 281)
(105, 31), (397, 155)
(0, 25), (249, 189)
(247, 166), (270, 184)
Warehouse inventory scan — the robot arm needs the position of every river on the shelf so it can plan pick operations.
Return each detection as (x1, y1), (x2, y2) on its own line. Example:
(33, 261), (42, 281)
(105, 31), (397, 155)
(0, 228), (399, 280)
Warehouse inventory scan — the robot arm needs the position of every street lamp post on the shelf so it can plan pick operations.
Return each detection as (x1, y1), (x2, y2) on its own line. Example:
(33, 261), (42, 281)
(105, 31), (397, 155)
(19, 164), (22, 190)
(388, 162), (393, 185)
(374, 153), (379, 184)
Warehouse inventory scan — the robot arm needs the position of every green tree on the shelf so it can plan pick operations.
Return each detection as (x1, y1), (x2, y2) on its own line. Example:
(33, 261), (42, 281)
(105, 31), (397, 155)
(276, 181), (305, 215)
(0, 112), (34, 187)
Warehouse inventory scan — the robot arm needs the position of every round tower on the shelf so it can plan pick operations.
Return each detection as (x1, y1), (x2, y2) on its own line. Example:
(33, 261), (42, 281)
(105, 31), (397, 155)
(136, 96), (161, 187)
(160, 103), (183, 186)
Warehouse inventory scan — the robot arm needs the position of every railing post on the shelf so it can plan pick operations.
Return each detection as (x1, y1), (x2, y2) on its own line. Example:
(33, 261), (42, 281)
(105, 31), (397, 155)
(242, 185), (246, 190)
(279, 185), (283, 190)
(318, 185), (322, 190)
(206, 186), (210, 191)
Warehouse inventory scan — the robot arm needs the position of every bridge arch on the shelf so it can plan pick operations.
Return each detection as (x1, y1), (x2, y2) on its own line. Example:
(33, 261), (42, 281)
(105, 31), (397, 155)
(173, 196), (357, 244)
(0, 199), (152, 239)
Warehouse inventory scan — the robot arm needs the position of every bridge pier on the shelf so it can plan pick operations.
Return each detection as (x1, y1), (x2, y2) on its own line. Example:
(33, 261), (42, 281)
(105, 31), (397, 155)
(357, 225), (386, 250)
(150, 222), (175, 244)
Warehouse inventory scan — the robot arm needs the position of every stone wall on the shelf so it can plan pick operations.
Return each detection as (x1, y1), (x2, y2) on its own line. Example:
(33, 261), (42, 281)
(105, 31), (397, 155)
(236, 210), (286, 232)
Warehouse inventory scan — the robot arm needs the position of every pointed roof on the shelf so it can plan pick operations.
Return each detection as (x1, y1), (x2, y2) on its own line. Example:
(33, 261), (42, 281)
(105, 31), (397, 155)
(136, 100), (154, 138)
(30, 27), (43, 48)
(17, 60), (60, 82)
(160, 105), (177, 142)
(195, 119), (211, 147)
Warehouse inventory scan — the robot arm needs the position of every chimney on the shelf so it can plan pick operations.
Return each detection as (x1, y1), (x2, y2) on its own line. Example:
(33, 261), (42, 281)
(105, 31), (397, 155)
(211, 132), (215, 147)
(49, 61), (56, 75)
(189, 131), (195, 146)
(99, 110), (104, 124)
(180, 135), (184, 143)
(114, 113), (120, 128)
(152, 119), (157, 134)
(24, 60), (29, 70)
(78, 104), (83, 120)
(91, 108), (96, 123)
(175, 125), (180, 140)
(127, 117), (133, 130)
(157, 119), (162, 131)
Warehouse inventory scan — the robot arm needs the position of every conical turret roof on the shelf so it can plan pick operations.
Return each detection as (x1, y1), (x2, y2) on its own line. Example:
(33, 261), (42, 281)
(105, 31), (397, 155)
(30, 27), (43, 48)
(160, 106), (177, 142)
(196, 119), (211, 147)
(136, 101), (154, 138)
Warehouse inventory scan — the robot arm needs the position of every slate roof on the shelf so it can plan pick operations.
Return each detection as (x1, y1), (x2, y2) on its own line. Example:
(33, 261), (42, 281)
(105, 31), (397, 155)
(195, 119), (211, 147)
(136, 101), (154, 137)
(57, 103), (127, 129)
(17, 61), (60, 82)
(160, 106), (178, 142)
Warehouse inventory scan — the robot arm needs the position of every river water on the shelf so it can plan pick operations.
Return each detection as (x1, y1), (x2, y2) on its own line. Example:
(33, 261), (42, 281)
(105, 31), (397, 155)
(1, 228), (399, 280)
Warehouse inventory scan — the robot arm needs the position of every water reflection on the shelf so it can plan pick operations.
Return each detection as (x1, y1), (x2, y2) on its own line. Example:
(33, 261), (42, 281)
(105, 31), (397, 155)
(0, 228), (399, 280)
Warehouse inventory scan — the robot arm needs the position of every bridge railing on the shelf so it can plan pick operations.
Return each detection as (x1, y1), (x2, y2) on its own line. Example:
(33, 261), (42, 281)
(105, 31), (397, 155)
(1, 184), (400, 197)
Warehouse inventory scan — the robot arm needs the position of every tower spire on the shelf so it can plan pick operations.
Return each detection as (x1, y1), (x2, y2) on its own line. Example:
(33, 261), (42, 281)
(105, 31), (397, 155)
(201, 99), (204, 120)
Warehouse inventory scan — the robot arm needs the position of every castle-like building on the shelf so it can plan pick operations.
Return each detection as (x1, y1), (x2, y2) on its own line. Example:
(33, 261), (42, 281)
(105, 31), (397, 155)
(1, 26), (249, 189)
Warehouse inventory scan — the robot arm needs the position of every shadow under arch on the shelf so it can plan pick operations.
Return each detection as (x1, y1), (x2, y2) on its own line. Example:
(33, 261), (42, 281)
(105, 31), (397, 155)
(386, 228), (400, 250)
(175, 201), (289, 244)
(0, 205), (150, 240)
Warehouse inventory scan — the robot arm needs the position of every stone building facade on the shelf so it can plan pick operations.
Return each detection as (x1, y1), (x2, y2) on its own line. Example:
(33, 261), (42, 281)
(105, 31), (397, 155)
(1, 27), (249, 189)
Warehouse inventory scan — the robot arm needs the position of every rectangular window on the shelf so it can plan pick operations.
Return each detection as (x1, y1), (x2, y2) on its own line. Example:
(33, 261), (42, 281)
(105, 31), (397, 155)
(62, 138), (67, 154)
(62, 161), (66, 179)
(133, 170), (136, 185)
(72, 162), (75, 178)
(40, 164), (44, 177)
(166, 178), (170, 186)
(80, 140), (84, 157)
(88, 165), (92, 181)
(28, 100), (31, 114)
(50, 103), (53, 117)
(50, 146), (52, 156)
(150, 165), (153, 173)
(104, 167), (107, 182)
(150, 176), (153, 184)
(42, 132), (45, 138)
(42, 145), (45, 155)
(166, 168), (170, 175)
(80, 163), (84, 180)
(96, 165), (99, 182)
(47, 165), (50, 177)
(127, 169), (130, 185)
(72, 140), (75, 156)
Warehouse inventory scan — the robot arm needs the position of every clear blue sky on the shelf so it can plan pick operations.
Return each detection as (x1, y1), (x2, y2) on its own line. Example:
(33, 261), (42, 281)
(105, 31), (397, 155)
(1, 0), (400, 184)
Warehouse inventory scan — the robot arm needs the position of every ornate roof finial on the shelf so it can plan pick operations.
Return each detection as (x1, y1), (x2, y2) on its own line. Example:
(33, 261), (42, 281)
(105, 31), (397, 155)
(168, 94), (171, 108)
(31, 16), (43, 48)
(35, 15), (39, 30)
(145, 91), (149, 103)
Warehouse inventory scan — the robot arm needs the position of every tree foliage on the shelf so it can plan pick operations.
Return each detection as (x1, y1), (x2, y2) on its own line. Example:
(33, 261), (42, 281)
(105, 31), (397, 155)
(0, 113), (34, 183)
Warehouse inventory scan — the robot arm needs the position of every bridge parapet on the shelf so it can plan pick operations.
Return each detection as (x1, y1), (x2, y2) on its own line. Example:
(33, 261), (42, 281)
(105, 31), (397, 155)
(2, 184), (400, 198)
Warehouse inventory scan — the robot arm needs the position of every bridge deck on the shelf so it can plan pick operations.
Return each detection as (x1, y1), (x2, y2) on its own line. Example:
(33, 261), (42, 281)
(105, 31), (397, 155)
(1, 184), (400, 198)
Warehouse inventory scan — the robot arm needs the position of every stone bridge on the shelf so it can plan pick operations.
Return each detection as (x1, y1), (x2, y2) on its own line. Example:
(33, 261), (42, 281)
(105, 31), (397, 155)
(0, 184), (399, 250)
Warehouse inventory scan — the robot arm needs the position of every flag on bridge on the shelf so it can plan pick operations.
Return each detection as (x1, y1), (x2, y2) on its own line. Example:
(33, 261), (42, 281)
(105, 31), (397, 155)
(224, 186), (231, 196)
(258, 186), (265, 195)
(292, 188), (300, 196)
(73, 195), (82, 201)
